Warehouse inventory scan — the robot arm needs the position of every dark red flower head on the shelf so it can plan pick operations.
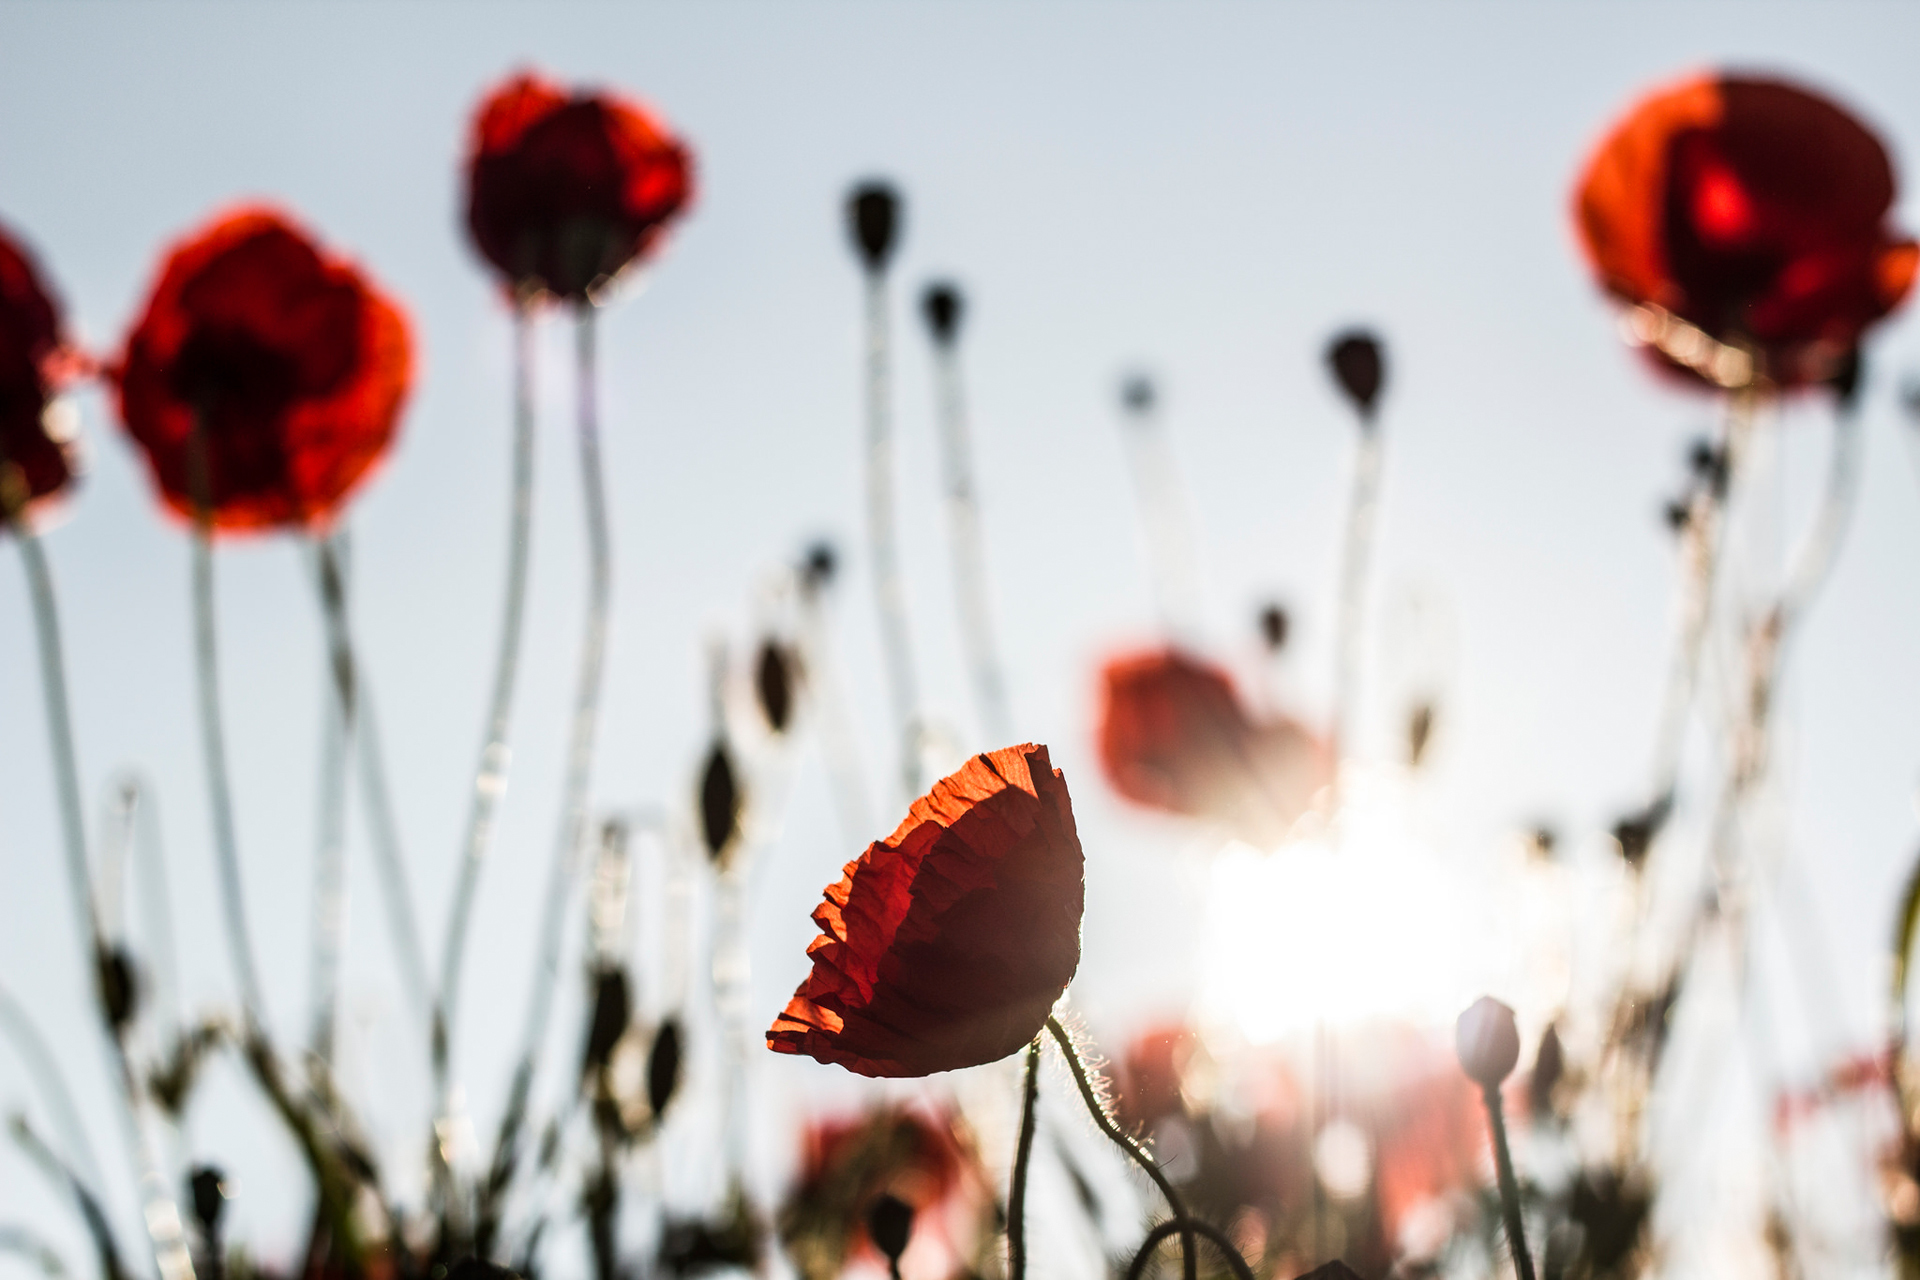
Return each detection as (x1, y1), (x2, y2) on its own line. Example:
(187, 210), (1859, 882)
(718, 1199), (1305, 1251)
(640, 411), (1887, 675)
(115, 207), (413, 533)
(1575, 73), (1918, 388)
(768, 743), (1084, 1078)
(465, 72), (695, 301)
(0, 221), (78, 522)
(1097, 648), (1331, 848)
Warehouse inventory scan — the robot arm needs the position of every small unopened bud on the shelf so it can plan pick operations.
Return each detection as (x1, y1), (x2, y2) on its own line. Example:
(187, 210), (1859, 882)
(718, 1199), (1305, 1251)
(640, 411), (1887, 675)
(1326, 329), (1386, 420)
(647, 1018), (684, 1120)
(921, 282), (964, 346)
(801, 541), (838, 593)
(1529, 1022), (1565, 1121)
(581, 966), (631, 1077)
(866, 1193), (914, 1265)
(755, 640), (797, 734)
(96, 944), (139, 1032)
(847, 182), (901, 272)
(1258, 603), (1289, 651)
(1456, 996), (1520, 1089)
(188, 1165), (226, 1236)
(699, 741), (742, 863)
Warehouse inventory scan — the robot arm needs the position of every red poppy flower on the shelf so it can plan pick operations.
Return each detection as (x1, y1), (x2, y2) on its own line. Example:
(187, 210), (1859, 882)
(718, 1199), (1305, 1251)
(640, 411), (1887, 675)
(1097, 648), (1330, 848)
(1116, 1022), (1198, 1131)
(1575, 73), (1918, 387)
(0, 221), (77, 519)
(114, 207), (412, 533)
(767, 743), (1084, 1078)
(465, 72), (695, 301)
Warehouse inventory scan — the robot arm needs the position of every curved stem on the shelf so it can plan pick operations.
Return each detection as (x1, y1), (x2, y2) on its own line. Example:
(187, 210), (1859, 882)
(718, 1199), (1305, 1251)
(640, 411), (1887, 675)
(930, 339), (1013, 744)
(1044, 1016), (1195, 1280)
(480, 302), (613, 1250)
(1124, 1219), (1255, 1280)
(438, 298), (539, 1086)
(863, 268), (922, 799)
(1007, 1036), (1041, 1280)
(1480, 1082), (1535, 1280)
(0, 983), (104, 1196)
(1330, 418), (1383, 762)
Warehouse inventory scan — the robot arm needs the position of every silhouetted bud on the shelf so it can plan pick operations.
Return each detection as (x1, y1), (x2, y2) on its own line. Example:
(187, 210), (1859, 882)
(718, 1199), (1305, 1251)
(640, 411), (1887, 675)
(847, 182), (901, 272)
(1529, 1021), (1565, 1121)
(1119, 373), (1156, 415)
(648, 1018), (684, 1119)
(1828, 346), (1864, 410)
(1326, 329), (1386, 419)
(921, 282), (964, 346)
(1611, 795), (1670, 869)
(866, 1194), (914, 1265)
(1456, 996), (1520, 1089)
(1662, 499), (1691, 533)
(582, 966), (631, 1077)
(188, 1166), (226, 1236)
(446, 1259), (520, 1280)
(1526, 825), (1558, 860)
(756, 640), (797, 733)
(1686, 438), (1729, 498)
(1293, 1264), (1365, 1280)
(699, 740), (742, 863)
(1407, 702), (1435, 768)
(96, 944), (138, 1033)
(801, 541), (837, 593)
(1258, 603), (1289, 651)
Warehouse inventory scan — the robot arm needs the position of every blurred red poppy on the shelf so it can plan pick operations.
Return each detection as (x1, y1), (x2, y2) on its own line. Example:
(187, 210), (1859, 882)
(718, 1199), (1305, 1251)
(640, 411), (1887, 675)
(465, 71), (695, 301)
(768, 743), (1084, 1078)
(1575, 73), (1917, 387)
(114, 207), (412, 533)
(1116, 1022), (1198, 1131)
(1097, 648), (1330, 848)
(0, 222), (78, 520)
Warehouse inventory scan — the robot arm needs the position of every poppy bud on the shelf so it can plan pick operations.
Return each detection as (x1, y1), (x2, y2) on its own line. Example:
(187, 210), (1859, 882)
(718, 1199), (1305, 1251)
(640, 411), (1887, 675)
(866, 1193), (914, 1266)
(1407, 702), (1435, 768)
(1828, 346), (1864, 410)
(648, 1017), (683, 1119)
(1119, 373), (1156, 416)
(847, 182), (901, 273)
(1258, 603), (1289, 651)
(1662, 499), (1691, 533)
(920, 282), (963, 346)
(1456, 996), (1520, 1089)
(1529, 1021), (1565, 1121)
(96, 944), (139, 1033)
(801, 540), (838, 593)
(1294, 1265), (1364, 1280)
(1610, 796), (1670, 869)
(756, 640), (797, 734)
(188, 1165), (226, 1236)
(699, 740), (742, 863)
(581, 966), (631, 1077)
(1326, 329), (1386, 419)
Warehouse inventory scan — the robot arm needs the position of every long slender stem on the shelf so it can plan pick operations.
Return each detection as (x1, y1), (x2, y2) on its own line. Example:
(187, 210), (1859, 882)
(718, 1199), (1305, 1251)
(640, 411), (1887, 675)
(1007, 1036), (1041, 1280)
(1117, 394), (1203, 640)
(307, 533), (355, 1064)
(1481, 1082), (1536, 1280)
(353, 692), (431, 1026)
(863, 268), (922, 800)
(930, 340), (1013, 743)
(1329, 418), (1382, 763)
(438, 298), (539, 1086)
(480, 302), (614, 1249)
(0, 984), (105, 1197)
(797, 580), (875, 848)
(1044, 1017), (1195, 1280)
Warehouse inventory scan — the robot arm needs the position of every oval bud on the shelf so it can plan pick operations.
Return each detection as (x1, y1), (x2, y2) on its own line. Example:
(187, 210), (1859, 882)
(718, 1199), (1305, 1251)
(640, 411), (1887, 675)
(1456, 995), (1521, 1088)
(847, 182), (901, 272)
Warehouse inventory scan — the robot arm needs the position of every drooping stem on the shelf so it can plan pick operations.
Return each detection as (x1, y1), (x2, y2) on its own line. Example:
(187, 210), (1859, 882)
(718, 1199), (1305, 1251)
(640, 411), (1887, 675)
(479, 301), (614, 1249)
(1007, 1036), (1041, 1280)
(438, 297), (539, 1088)
(929, 336), (1013, 743)
(1044, 1017), (1196, 1280)
(307, 533), (355, 1064)
(1329, 416), (1383, 763)
(1125, 1220), (1256, 1280)
(863, 268), (923, 800)
(1480, 1081), (1536, 1280)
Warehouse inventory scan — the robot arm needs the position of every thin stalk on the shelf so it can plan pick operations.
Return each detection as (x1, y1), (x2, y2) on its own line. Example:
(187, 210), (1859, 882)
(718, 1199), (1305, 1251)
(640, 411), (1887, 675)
(929, 338), (1013, 743)
(797, 579), (875, 848)
(438, 297), (539, 1086)
(354, 692), (431, 1027)
(863, 268), (923, 800)
(1044, 1017), (1196, 1280)
(307, 533), (355, 1064)
(1329, 417), (1383, 763)
(479, 302), (614, 1250)
(1007, 1036), (1041, 1280)
(0, 984), (105, 1196)
(1116, 394), (1203, 641)
(1480, 1082), (1536, 1280)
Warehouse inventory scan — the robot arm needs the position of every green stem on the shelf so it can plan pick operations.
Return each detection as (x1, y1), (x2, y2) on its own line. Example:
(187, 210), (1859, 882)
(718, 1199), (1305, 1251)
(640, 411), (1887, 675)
(1481, 1081), (1535, 1280)
(1007, 1036), (1041, 1280)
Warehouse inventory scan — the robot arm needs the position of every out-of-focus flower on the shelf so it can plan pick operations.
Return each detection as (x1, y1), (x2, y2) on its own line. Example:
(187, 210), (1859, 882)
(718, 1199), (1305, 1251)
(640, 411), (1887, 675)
(778, 1105), (991, 1280)
(114, 207), (412, 533)
(1116, 1022), (1198, 1131)
(1097, 648), (1330, 848)
(465, 71), (694, 301)
(767, 743), (1084, 1078)
(1575, 73), (1917, 388)
(0, 222), (78, 520)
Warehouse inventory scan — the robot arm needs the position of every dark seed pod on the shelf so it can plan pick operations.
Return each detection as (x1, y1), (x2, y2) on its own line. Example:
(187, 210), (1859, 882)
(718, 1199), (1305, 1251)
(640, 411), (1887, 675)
(1293, 1264), (1365, 1280)
(188, 1165), (226, 1236)
(866, 1193), (914, 1265)
(699, 740), (743, 863)
(1119, 373), (1156, 416)
(1406, 702), (1436, 768)
(647, 1018), (684, 1119)
(1828, 345), (1864, 410)
(920, 282), (963, 346)
(1529, 1021), (1565, 1121)
(755, 640), (796, 733)
(1326, 329), (1386, 419)
(1526, 825), (1558, 860)
(1611, 795), (1671, 869)
(1258, 603), (1289, 651)
(1662, 499), (1691, 533)
(581, 966), (631, 1078)
(801, 541), (837, 594)
(847, 182), (901, 273)
(96, 944), (139, 1033)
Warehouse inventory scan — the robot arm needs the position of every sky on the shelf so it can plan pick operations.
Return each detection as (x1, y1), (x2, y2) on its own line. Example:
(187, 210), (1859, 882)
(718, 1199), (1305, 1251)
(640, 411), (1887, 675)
(6, 1), (1920, 1276)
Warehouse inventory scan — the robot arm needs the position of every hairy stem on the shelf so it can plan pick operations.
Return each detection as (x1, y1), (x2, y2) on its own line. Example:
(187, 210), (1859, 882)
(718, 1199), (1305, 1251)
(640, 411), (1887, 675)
(1007, 1036), (1041, 1280)
(1481, 1082), (1536, 1280)
(307, 533), (355, 1064)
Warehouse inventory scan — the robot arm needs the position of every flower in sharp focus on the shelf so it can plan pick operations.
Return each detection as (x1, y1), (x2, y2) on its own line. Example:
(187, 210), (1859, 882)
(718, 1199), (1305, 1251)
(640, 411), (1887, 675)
(465, 71), (695, 302)
(0, 221), (79, 521)
(113, 207), (412, 533)
(1097, 648), (1331, 849)
(767, 743), (1084, 1078)
(1575, 72), (1917, 388)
